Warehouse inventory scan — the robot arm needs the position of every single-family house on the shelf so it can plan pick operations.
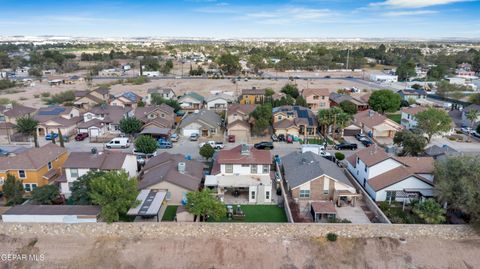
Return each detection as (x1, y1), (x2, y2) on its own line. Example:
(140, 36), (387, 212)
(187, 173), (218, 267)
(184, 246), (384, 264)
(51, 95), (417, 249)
(79, 105), (133, 137)
(2, 205), (101, 223)
(179, 109), (222, 137)
(0, 143), (68, 192)
(205, 93), (236, 111)
(205, 144), (273, 204)
(0, 104), (36, 143)
(329, 93), (369, 111)
(239, 87), (265, 105)
(272, 105), (318, 137)
(347, 146), (435, 202)
(302, 88), (330, 112)
(110, 91), (142, 108)
(35, 106), (81, 137)
(134, 104), (176, 138)
(178, 92), (204, 112)
(282, 151), (359, 220)
(59, 151), (137, 197)
(74, 87), (111, 110)
(424, 145), (458, 161)
(145, 87), (176, 105)
(226, 104), (256, 142)
(138, 152), (203, 205)
(352, 110), (403, 139)
(400, 106), (427, 129)
(397, 89), (428, 102)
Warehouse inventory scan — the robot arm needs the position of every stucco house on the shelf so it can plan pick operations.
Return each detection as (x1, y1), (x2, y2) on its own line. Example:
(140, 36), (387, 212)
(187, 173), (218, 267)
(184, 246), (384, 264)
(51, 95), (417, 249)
(397, 89), (428, 102)
(205, 93), (236, 111)
(329, 93), (369, 111)
(179, 109), (222, 137)
(178, 92), (204, 112)
(302, 88), (330, 112)
(79, 105), (133, 137)
(74, 87), (111, 110)
(272, 105), (318, 137)
(347, 146), (434, 202)
(138, 152), (203, 205)
(226, 104), (256, 142)
(282, 151), (358, 210)
(59, 151), (137, 197)
(400, 106), (427, 129)
(205, 144), (273, 204)
(352, 110), (403, 139)
(35, 106), (81, 137)
(145, 87), (176, 105)
(110, 91), (142, 108)
(239, 87), (265, 105)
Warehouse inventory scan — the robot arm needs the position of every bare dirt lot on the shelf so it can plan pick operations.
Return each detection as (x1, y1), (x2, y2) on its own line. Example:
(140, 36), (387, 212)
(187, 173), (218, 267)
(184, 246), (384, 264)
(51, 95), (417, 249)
(2, 77), (375, 109)
(0, 234), (479, 269)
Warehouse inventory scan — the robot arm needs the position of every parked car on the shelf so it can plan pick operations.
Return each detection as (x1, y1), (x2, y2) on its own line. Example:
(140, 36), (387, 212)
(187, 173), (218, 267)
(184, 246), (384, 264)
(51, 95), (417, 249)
(355, 133), (368, 141)
(228, 135), (235, 143)
(75, 133), (89, 141)
(199, 141), (224, 149)
(45, 133), (59, 140)
(106, 137), (130, 149)
(271, 134), (278, 142)
(277, 134), (286, 142)
(472, 131), (480, 138)
(254, 142), (274, 150)
(133, 149), (157, 165)
(286, 135), (293, 144)
(158, 140), (173, 149)
(189, 133), (199, 141)
(460, 126), (473, 134)
(170, 133), (179, 142)
(334, 142), (358, 150)
(360, 139), (374, 147)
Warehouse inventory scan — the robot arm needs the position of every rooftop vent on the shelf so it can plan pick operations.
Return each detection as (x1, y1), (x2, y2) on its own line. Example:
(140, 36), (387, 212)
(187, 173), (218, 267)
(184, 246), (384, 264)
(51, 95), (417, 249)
(240, 144), (250, 156)
(178, 162), (186, 174)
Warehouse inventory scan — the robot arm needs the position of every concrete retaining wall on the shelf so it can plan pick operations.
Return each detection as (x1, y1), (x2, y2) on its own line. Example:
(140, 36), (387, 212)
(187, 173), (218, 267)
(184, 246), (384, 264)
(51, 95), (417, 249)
(0, 223), (476, 240)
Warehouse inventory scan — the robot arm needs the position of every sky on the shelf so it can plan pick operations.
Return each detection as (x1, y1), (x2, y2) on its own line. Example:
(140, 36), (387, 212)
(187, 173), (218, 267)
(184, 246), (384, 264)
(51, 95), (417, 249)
(0, 0), (479, 39)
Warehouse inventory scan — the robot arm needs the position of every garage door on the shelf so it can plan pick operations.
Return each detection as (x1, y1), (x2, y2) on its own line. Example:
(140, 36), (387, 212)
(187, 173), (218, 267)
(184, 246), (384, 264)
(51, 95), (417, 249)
(90, 128), (100, 137)
(343, 128), (361, 136)
(182, 129), (199, 137)
(228, 130), (248, 143)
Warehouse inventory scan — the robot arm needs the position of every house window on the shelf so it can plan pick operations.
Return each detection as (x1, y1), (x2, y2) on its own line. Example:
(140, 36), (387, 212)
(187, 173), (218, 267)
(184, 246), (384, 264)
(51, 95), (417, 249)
(70, 169), (79, 178)
(251, 190), (256, 200)
(364, 166), (367, 172)
(32, 184), (37, 190)
(242, 164), (250, 167)
(320, 102), (325, 107)
(277, 116), (282, 120)
(299, 190), (310, 198)
(322, 96), (325, 100)
(166, 191), (172, 200)
(266, 191), (270, 200)
(87, 114), (92, 120)
(262, 165), (269, 174)
(386, 191), (396, 201)
(313, 96), (319, 100)
(47, 162), (52, 170)
(210, 128), (216, 134)
(225, 164), (233, 173)
(24, 184), (31, 192)
(251, 165), (257, 174)
(18, 170), (26, 179)
(324, 189), (329, 195)
(356, 157), (359, 164)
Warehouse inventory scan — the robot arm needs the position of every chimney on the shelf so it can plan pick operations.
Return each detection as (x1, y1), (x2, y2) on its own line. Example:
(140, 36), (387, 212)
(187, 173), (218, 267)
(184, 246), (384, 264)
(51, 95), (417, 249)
(241, 144), (250, 156)
(178, 162), (186, 174)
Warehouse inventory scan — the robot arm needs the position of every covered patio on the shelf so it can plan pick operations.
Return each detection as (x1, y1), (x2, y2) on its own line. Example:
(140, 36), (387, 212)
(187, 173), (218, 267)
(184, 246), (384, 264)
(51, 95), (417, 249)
(204, 174), (274, 204)
(127, 189), (167, 222)
(311, 201), (337, 223)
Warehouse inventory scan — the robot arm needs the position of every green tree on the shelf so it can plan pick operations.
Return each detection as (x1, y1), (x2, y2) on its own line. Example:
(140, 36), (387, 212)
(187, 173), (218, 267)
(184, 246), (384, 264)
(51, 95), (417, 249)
(16, 115), (39, 148)
(415, 108), (453, 142)
(250, 103), (272, 136)
(31, 185), (60, 205)
(427, 65), (446, 81)
(2, 174), (24, 205)
(435, 156), (480, 228)
(134, 135), (158, 154)
(469, 93), (480, 105)
(396, 59), (416, 81)
(281, 84), (299, 98)
(70, 171), (107, 205)
(412, 199), (446, 224)
(317, 107), (349, 137)
(295, 96), (308, 107)
(119, 116), (143, 136)
(199, 144), (215, 160)
(334, 152), (345, 161)
(466, 109), (479, 142)
(339, 101), (357, 115)
(368, 90), (401, 114)
(217, 53), (241, 75)
(185, 189), (226, 221)
(393, 130), (427, 156)
(151, 94), (180, 112)
(89, 171), (139, 223)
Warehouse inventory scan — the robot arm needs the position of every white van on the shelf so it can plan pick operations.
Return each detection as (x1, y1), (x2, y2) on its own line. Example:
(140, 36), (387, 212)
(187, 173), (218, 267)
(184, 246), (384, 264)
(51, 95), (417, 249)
(106, 137), (130, 149)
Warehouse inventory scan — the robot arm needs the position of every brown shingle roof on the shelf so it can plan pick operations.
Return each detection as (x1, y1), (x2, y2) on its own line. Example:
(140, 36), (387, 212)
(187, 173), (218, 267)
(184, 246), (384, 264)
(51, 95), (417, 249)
(0, 143), (67, 170)
(368, 166), (433, 191)
(353, 110), (401, 130)
(394, 156), (434, 173)
(241, 88), (266, 95)
(227, 119), (250, 129)
(401, 106), (427, 115)
(2, 104), (36, 118)
(63, 151), (128, 170)
(347, 146), (392, 168)
(302, 88), (329, 97)
(227, 104), (257, 116)
(311, 201), (336, 214)
(216, 145), (272, 165)
(139, 152), (203, 190)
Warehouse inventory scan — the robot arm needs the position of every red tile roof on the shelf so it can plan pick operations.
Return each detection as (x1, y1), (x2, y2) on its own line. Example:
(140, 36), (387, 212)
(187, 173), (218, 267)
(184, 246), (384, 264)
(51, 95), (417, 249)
(302, 88), (329, 97)
(216, 145), (272, 165)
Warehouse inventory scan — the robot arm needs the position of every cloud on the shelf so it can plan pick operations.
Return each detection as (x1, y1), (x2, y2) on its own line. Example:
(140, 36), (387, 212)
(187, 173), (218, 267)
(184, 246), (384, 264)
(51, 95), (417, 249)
(371, 0), (474, 8)
(382, 9), (438, 16)
(244, 7), (335, 24)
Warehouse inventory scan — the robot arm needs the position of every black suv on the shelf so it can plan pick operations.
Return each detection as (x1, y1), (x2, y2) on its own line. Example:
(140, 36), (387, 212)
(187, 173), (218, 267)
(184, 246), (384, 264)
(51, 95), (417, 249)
(334, 142), (358, 150)
(254, 142), (274, 150)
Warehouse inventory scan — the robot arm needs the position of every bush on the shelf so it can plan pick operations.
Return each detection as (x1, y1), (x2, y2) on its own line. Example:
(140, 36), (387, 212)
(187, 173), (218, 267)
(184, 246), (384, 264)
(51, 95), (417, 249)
(326, 233), (338, 242)
(34, 94), (40, 98)
(334, 152), (345, 161)
(41, 92), (51, 97)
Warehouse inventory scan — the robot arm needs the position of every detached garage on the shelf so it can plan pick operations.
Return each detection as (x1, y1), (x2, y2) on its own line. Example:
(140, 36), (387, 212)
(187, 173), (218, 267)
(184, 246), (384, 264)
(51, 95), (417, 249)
(2, 205), (101, 223)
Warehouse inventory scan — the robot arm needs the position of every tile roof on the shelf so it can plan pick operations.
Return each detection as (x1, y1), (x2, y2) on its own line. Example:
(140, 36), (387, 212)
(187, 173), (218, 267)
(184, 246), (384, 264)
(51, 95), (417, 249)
(133, 104), (175, 122)
(2, 104), (36, 118)
(302, 88), (329, 97)
(139, 152), (203, 190)
(311, 201), (336, 214)
(216, 145), (272, 165)
(353, 110), (401, 130)
(227, 104), (257, 116)
(179, 109), (222, 129)
(0, 143), (67, 170)
(282, 151), (352, 189)
(346, 146), (391, 168)
(4, 205), (100, 216)
(241, 88), (266, 95)
(63, 151), (129, 170)
(401, 106), (427, 115)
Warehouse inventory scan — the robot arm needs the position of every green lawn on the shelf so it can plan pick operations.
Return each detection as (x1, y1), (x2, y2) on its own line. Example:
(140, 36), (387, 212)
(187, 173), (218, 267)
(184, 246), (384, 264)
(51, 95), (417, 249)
(161, 205), (178, 221)
(386, 113), (401, 124)
(210, 205), (288, 223)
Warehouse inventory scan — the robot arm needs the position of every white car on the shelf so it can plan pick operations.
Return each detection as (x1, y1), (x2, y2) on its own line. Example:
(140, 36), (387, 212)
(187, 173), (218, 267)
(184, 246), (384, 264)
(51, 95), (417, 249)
(199, 141), (224, 149)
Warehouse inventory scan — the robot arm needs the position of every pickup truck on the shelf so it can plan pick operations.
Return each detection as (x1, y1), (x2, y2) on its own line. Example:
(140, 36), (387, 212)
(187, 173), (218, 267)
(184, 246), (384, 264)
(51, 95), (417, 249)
(199, 140), (225, 149)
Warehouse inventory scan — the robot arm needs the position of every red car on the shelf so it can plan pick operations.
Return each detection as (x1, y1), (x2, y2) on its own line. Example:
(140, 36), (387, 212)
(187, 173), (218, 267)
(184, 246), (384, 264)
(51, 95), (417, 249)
(75, 133), (89, 141)
(228, 135), (235, 143)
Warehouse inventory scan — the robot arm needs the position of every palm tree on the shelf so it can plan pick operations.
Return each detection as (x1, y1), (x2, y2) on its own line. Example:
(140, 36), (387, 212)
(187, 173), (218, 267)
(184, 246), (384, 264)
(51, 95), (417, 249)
(16, 116), (39, 148)
(412, 199), (446, 224)
(466, 109), (479, 142)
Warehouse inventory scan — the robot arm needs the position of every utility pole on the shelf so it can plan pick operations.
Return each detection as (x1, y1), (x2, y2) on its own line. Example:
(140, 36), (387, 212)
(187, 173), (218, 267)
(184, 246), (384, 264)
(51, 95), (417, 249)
(346, 49), (350, 71)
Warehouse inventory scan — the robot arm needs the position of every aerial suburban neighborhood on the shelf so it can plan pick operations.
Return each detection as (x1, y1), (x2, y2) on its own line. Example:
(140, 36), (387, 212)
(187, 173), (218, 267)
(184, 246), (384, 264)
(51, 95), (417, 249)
(0, 0), (479, 268)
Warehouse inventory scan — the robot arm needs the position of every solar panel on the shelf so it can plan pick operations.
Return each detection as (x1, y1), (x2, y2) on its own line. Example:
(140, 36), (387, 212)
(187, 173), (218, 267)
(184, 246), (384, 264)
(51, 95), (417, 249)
(38, 107), (65, 115)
